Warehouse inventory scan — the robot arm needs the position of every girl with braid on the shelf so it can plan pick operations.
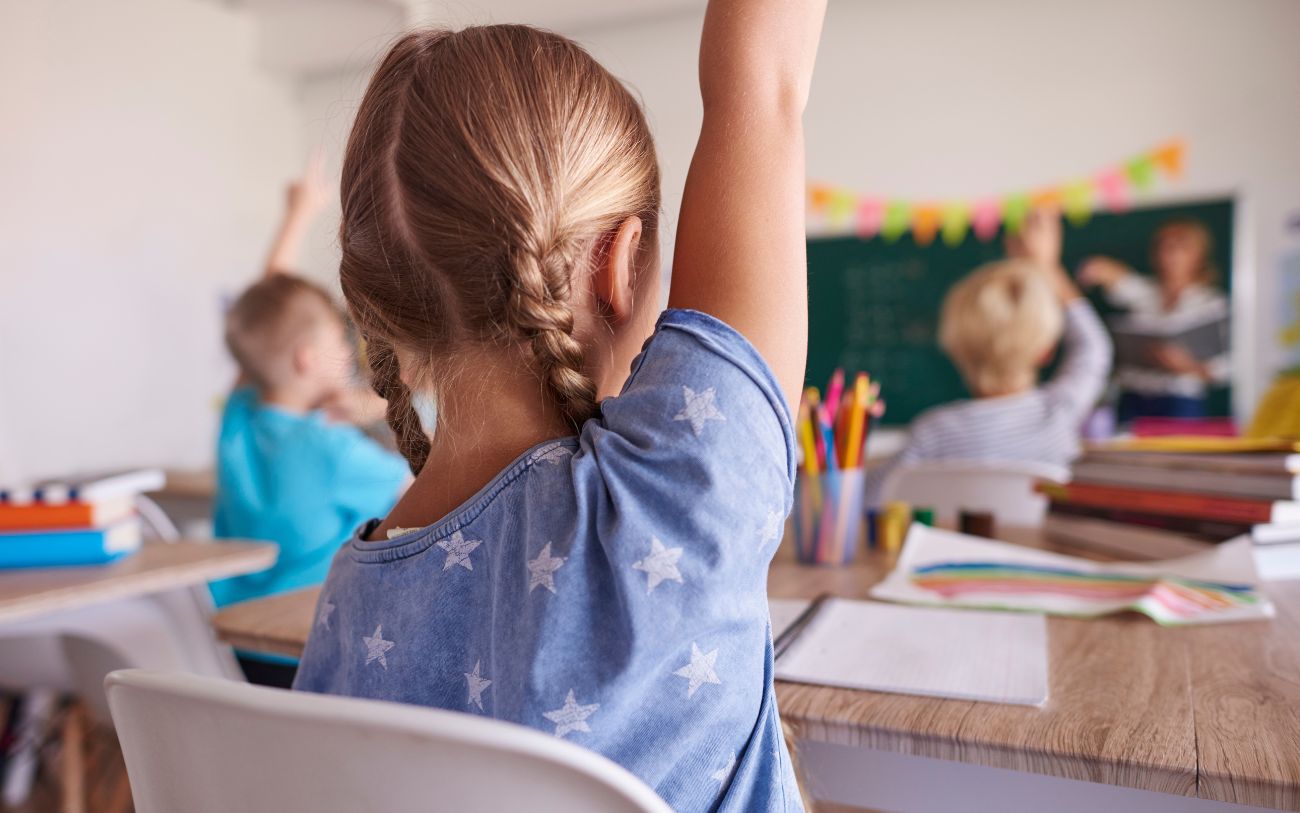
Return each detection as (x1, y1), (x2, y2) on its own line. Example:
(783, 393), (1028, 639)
(294, 4), (826, 810)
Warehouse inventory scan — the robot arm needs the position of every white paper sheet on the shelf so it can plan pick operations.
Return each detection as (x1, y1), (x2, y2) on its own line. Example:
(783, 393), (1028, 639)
(773, 598), (1049, 706)
(870, 524), (1275, 625)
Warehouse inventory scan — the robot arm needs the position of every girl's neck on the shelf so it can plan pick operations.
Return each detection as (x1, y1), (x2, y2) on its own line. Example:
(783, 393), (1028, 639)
(375, 363), (573, 538)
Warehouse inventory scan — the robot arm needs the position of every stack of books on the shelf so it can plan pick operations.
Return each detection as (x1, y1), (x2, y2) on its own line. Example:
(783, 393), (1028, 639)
(0, 469), (164, 568)
(1039, 444), (1300, 579)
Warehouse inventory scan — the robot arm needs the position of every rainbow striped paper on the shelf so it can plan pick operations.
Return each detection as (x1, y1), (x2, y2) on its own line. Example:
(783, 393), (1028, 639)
(910, 562), (1262, 625)
(869, 524), (1274, 626)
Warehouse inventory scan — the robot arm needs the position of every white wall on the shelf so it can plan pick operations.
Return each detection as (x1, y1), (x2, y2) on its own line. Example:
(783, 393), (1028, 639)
(576, 0), (1300, 417)
(5, 0), (1297, 481)
(294, 0), (1300, 421)
(0, 0), (302, 481)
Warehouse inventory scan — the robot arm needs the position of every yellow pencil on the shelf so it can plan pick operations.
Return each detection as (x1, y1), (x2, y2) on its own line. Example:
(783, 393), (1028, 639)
(798, 399), (820, 475)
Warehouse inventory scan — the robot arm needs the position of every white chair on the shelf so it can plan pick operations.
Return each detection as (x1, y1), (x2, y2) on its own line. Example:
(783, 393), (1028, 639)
(106, 670), (673, 813)
(879, 459), (1070, 528)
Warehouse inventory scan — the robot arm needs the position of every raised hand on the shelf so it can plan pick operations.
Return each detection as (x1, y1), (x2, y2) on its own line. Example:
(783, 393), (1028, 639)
(286, 147), (331, 221)
(1006, 206), (1063, 270)
(669, 0), (828, 411)
(264, 148), (331, 277)
(1077, 256), (1131, 289)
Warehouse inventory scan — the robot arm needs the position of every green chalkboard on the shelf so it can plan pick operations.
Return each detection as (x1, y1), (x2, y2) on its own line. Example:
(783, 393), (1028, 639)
(805, 198), (1235, 424)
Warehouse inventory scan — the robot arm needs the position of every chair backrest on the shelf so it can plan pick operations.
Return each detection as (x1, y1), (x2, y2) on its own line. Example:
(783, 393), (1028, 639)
(105, 670), (672, 813)
(879, 459), (1070, 528)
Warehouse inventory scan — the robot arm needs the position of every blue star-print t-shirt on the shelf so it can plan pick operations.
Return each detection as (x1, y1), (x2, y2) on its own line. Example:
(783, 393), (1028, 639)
(293, 309), (802, 813)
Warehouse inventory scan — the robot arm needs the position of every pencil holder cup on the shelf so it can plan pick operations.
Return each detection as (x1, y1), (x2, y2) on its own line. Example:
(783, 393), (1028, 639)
(792, 467), (866, 566)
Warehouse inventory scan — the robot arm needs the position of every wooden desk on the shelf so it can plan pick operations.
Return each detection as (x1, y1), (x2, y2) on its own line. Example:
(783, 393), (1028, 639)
(211, 533), (1300, 811)
(0, 540), (276, 625)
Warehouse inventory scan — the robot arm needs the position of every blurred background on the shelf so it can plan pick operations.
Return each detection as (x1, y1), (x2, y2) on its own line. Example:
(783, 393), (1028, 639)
(2, 0), (1299, 482)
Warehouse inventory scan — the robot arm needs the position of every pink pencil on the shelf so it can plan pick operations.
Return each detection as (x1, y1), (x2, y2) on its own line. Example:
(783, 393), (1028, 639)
(824, 369), (845, 426)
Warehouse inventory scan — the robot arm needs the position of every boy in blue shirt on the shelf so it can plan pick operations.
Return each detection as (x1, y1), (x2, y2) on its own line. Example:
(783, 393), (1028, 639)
(212, 158), (409, 622)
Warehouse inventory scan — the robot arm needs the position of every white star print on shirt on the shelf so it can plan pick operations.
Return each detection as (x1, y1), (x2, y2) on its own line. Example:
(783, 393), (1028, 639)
(362, 625), (394, 669)
(673, 385), (726, 437)
(711, 753), (738, 783)
(527, 542), (566, 594)
(436, 530), (483, 571)
(317, 600), (336, 631)
(464, 660), (492, 711)
(543, 689), (599, 738)
(673, 642), (721, 698)
(632, 537), (684, 594)
(532, 444), (574, 465)
(760, 510), (784, 547)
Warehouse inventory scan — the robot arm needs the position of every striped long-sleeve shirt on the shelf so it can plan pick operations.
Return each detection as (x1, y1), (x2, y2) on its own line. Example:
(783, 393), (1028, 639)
(865, 300), (1113, 504)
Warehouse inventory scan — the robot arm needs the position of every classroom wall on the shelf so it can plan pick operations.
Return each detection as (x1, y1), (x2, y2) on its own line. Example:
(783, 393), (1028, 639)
(292, 0), (1300, 423)
(0, 0), (302, 482)
(575, 0), (1300, 418)
(6, 0), (1296, 480)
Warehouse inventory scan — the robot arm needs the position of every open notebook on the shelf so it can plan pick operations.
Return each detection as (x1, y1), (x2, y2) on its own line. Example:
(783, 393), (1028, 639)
(770, 598), (1049, 707)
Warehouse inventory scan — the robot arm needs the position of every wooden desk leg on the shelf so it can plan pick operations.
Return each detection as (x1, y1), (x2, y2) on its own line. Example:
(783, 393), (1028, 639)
(60, 702), (85, 813)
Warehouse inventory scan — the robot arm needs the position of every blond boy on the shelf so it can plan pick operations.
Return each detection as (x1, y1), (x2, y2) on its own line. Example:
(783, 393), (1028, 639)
(866, 210), (1112, 502)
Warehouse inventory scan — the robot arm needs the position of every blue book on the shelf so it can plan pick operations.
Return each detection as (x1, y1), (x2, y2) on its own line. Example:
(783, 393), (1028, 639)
(0, 519), (141, 568)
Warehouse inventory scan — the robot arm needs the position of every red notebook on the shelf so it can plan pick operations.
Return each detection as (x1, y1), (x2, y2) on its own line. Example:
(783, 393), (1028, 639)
(1039, 481), (1300, 526)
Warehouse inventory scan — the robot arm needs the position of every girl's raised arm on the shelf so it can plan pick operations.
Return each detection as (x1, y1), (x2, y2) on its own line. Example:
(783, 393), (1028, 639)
(668, 0), (827, 412)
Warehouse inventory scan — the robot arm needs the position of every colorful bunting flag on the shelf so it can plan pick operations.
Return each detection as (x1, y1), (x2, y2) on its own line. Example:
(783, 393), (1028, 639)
(940, 202), (971, 247)
(827, 190), (856, 228)
(912, 204), (942, 246)
(881, 201), (911, 243)
(856, 198), (884, 238)
(1002, 193), (1031, 234)
(809, 185), (833, 212)
(807, 139), (1185, 245)
(1095, 168), (1128, 212)
(1062, 179), (1094, 226)
(971, 199), (1002, 241)
(1031, 187), (1062, 209)
(1152, 139), (1185, 179)
(1125, 155), (1156, 191)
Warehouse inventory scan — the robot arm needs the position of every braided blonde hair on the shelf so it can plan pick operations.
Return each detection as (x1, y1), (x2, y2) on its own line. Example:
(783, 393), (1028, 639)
(339, 26), (660, 474)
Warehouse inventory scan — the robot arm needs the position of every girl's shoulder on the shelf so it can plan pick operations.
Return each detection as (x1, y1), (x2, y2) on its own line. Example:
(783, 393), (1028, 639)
(595, 308), (796, 483)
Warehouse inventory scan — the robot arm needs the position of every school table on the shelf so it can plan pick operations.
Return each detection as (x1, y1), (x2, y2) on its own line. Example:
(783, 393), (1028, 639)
(0, 540), (275, 625)
(210, 530), (1300, 813)
(0, 541), (275, 813)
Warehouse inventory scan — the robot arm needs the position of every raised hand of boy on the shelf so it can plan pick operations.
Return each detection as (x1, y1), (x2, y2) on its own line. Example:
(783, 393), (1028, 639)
(1007, 206), (1062, 269)
(264, 148), (331, 277)
(1008, 206), (1080, 303)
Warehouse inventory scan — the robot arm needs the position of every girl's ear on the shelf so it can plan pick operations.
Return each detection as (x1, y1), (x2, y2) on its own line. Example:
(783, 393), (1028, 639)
(593, 216), (643, 324)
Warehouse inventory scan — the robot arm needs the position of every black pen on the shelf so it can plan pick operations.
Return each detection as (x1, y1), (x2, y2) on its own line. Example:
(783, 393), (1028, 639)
(773, 592), (832, 661)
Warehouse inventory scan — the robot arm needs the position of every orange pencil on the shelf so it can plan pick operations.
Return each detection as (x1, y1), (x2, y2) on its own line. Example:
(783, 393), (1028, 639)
(836, 390), (852, 463)
(843, 374), (870, 468)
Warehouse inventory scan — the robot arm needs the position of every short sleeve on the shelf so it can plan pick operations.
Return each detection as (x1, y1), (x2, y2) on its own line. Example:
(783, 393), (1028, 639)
(328, 426), (409, 520)
(579, 309), (796, 565)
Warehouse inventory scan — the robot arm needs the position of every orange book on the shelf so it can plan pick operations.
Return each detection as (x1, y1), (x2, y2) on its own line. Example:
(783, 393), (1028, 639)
(0, 497), (135, 530)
